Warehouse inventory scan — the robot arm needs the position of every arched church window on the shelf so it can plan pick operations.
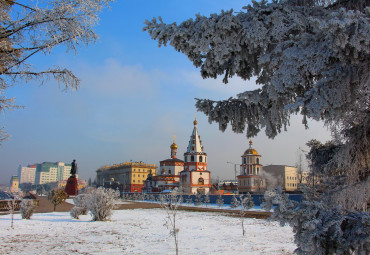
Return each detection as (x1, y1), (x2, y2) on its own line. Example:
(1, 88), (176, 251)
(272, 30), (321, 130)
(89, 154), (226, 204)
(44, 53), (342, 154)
(199, 156), (203, 162)
(243, 158), (246, 164)
(198, 177), (204, 185)
(257, 158), (260, 164)
(191, 155), (194, 162)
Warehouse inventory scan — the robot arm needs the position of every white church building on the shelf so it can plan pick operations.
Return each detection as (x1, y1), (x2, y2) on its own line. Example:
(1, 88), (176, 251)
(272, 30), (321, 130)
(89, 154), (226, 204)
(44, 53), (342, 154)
(180, 118), (211, 194)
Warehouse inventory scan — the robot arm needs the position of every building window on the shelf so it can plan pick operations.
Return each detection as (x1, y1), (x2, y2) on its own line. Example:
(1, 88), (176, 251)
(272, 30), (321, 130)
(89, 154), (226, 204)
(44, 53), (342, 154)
(256, 158), (260, 164)
(133, 180), (135, 183)
(243, 158), (246, 164)
(191, 155), (194, 162)
(198, 178), (204, 185)
(168, 170), (171, 174)
(199, 156), (203, 162)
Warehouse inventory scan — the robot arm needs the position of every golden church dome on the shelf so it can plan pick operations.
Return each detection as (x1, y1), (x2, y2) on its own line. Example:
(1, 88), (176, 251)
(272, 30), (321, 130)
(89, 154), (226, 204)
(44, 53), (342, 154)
(244, 140), (259, 155)
(193, 119), (198, 126)
(244, 148), (259, 155)
(170, 142), (178, 150)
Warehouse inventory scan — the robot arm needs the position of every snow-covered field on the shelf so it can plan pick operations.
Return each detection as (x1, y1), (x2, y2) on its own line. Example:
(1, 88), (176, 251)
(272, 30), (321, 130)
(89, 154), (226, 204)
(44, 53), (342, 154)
(0, 209), (296, 255)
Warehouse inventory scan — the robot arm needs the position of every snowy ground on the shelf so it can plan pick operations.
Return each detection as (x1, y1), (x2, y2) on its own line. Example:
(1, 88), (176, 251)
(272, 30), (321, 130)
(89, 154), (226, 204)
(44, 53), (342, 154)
(0, 208), (296, 255)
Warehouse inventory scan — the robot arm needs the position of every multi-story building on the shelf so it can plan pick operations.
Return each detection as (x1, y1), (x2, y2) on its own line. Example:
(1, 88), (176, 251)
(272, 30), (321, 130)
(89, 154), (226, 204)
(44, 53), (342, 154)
(237, 140), (266, 193)
(18, 164), (37, 185)
(9, 176), (19, 193)
(180, 118), (211, 194)
(96, 161), (157, 193)
(262, 165), (307, 192)
(35, 162), (72, 185)
(143, 137), (184, 193)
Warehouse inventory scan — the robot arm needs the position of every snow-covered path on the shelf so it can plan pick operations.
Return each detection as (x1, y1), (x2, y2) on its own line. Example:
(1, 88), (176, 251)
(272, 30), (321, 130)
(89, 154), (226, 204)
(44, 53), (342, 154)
(0, 209), (296, 254)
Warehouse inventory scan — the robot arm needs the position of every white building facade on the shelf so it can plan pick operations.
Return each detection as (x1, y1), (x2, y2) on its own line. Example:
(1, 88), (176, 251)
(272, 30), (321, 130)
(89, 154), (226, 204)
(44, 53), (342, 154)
(35, 162), (72, 185)
(18, 164), (37, 185)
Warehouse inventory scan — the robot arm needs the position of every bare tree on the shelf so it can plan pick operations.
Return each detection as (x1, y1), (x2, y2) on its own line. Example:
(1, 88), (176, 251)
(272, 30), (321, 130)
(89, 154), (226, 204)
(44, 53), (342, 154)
(296, 148), (307, 183)
(160, 194), (183, 255)
(0, 0), (113, 143)
(239, 193), (254, 236)
(7, 193), (21, 228)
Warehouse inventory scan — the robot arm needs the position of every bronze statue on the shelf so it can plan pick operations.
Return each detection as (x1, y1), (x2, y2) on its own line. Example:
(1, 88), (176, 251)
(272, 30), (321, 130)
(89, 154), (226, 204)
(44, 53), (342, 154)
(70, 159), (77, 176)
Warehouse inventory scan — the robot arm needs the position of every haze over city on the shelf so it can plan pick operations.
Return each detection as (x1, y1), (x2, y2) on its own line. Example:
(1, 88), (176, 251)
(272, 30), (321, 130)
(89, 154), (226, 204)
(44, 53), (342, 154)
(0, 0), (331, 185)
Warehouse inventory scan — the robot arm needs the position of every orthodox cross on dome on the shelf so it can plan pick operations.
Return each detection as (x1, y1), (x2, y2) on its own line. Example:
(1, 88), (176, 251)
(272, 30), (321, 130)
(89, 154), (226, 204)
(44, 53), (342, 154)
(249, 140), (253, 148)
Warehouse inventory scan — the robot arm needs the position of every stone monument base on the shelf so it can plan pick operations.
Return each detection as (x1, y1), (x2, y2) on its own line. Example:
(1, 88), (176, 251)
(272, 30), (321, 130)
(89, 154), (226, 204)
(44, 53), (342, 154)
(65, 176), (78, 196)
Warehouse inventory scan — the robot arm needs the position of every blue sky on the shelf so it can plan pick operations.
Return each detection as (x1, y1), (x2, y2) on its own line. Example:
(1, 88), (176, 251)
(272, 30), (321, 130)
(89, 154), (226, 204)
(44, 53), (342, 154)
(0, 0), (331, 185)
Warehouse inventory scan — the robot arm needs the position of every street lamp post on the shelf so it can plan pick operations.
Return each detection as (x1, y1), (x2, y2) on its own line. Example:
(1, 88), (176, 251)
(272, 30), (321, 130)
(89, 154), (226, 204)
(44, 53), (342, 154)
(226, 162), (238, 182)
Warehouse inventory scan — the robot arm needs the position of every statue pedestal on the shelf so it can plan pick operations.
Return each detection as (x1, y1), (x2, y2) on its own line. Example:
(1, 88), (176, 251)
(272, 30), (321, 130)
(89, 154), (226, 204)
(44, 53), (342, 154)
(65, 176), (78, 196)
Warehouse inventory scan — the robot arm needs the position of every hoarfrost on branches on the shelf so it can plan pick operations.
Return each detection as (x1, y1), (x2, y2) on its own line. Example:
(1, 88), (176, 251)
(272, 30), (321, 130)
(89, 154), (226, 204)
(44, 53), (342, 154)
(20, 199), (36, 220)
(230, 194), (240, 208)
(0, 0), (113, 143)
(216, 193), (224, 208)
(194, 192), (203, 206)
(160, 194), (183, 255)
(70, 193), (89, 219)
(86, 187), (119, 221)
(262, 188), (370, 255)
(144, 1), (369, 254)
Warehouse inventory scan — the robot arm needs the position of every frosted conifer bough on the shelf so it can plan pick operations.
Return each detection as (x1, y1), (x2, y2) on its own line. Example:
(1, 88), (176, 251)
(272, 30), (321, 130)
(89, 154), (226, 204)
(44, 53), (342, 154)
(144, 0), (369, 139)
(144, 0), (369, 192)
(144, 1), (369, 254)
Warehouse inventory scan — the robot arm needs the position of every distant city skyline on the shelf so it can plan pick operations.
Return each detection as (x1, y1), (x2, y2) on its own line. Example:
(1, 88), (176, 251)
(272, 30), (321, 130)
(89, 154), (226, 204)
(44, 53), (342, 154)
(0, 0), (331, 185)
